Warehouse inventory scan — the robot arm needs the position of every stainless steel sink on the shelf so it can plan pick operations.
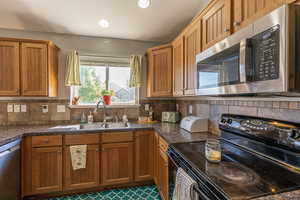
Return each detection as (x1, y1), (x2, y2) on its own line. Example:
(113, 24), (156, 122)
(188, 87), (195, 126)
(79, 122), (129, 129)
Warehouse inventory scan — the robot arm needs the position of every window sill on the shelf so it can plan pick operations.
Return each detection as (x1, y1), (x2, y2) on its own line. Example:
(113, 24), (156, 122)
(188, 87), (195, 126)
(68, 104), (141, 109)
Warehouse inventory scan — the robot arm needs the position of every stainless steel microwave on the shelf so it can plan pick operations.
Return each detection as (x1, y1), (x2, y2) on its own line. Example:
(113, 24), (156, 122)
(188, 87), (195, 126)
(196, 4), (300, 96)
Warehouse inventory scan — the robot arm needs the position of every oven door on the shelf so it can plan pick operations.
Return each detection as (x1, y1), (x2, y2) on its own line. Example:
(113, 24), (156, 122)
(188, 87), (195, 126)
(167, 149), (217, 200)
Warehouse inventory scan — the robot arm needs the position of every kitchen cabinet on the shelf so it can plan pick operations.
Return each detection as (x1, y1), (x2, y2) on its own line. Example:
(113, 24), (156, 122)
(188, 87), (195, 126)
(147, 44), (173, 97)
(202, 0), (231, 50)
(64, 134), (101, 191)
(31, 146), (62, 194)
(101, 142), (134, 185)
(184, 19), (201, 96)
(0, 38), (59, 97)
(172, 36), (185, 96)
(134, 130), (154, 182)
(0, 41), (20, 96)
(232, 0), (285, 32)
(153, 132), (159, 185)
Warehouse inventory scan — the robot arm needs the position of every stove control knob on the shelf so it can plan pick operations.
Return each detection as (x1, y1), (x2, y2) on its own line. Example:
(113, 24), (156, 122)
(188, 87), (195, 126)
(221, 118), (227, 124)
(227, 119), (233, 124)
(289, 130), (300, 139)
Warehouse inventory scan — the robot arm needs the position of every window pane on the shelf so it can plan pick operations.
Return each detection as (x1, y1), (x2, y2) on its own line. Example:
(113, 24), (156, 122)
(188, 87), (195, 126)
(109, 67), (135, 104)
(75, 65), (106, 104)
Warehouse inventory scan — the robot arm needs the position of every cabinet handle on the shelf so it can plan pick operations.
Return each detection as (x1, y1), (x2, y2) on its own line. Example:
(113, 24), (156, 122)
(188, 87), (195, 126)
(95, 149), (99, 152)
(234, 21), (241, 27)
(224, 28), (230, 32)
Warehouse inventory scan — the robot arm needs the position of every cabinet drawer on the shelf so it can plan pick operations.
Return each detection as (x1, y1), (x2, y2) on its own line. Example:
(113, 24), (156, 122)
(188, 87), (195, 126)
(159, 137), (168, 152)
(65, 134), (99, 145)
(102, 132), (133, 143)
(32, 135), (62, 147)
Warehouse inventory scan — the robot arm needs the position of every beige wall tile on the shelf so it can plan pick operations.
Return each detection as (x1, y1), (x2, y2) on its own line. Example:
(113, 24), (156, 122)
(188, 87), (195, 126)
(228, 106), (257, 116)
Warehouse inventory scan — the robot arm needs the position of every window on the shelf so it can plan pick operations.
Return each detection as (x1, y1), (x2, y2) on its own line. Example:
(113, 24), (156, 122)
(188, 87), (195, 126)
(71, 60), (137, 105)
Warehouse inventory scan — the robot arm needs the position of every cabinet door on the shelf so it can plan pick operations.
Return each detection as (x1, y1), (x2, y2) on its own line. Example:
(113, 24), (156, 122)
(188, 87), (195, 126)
(32, 147), (62, 194)
(202, 0), (231, 50)
(134, 130), (154, 182)
(153, 132), (159, 185)
(101, 143), (133, 185)
(64, 145), (100, 190)
(21, 42), (48, 96)
(233, 0), (285, 32)
(158, 149), (169, 200)
(151, 47), (173, 97)
(184, 20), (201, 96)
(172, 36), (185, 96)
(0, 41), (20, 96)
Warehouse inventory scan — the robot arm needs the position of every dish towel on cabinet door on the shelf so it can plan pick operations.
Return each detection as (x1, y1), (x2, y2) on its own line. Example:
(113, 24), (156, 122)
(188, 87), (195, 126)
(173, 167), (198, 200)
(70, 145), (87, 170)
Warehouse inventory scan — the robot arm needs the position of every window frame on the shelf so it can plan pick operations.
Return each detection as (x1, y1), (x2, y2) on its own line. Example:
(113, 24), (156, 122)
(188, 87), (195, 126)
(70, 63), (139, 106)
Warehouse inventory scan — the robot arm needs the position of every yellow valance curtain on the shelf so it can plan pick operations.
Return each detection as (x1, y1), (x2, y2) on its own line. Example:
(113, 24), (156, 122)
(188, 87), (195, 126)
(65, 50), (81, 86)
(129, 55), (142, 88)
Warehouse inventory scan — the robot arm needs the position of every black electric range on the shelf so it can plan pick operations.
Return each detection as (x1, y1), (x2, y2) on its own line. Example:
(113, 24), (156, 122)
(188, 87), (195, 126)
(168, 114), (300, 200)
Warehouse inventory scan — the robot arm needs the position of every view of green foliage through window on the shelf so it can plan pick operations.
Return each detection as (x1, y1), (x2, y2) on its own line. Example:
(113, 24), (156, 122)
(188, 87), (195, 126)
(73, 65), (136, 105)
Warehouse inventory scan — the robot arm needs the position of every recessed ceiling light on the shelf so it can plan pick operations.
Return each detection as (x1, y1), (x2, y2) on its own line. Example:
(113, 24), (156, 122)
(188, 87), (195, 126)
(98, 19), (110, 28)
(138, 0), (151, 8)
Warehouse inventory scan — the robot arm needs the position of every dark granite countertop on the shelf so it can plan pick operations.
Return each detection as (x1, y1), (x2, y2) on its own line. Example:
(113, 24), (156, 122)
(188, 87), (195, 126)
(0, 122), (217, 146)
(1, 122), (299, 199)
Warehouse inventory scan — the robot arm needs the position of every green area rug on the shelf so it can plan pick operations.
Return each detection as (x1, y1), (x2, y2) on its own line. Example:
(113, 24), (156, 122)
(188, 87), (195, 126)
(48, 185), (161, 200)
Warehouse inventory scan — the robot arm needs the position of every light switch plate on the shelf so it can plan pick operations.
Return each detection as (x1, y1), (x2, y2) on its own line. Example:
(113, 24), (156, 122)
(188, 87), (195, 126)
(145, 104), (150, 111)
(188, 105), (193, 115)
(57, 105), (66, 113)
(14, 104), (20, 113)
(21, 105), (27, 112)
(176, 104), (179, 112)
(42, 105), (48, 113)
(7, 104), (13, 113)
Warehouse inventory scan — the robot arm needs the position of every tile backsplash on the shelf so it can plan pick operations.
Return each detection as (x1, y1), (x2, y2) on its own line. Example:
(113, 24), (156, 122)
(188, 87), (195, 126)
(0, 99), (176, 126)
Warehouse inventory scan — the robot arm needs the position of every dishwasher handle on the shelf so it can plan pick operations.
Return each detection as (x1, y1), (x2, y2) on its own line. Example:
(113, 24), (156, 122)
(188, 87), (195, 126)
(0, 145), (20, 158)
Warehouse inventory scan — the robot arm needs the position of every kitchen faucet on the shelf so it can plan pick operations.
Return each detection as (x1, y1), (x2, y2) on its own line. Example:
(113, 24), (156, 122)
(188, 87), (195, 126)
(94, 98), (110, 127)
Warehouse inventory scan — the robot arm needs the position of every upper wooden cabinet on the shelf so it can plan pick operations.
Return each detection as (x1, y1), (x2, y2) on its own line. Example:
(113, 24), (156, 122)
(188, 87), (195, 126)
(134, 130), (154, 182)
(172, 36), (185, 97)
(232, 0), (285, 32)
(184, 19), (201, 95)
(0, 38), (59, 97)
(0, 41), (20, 96)
(147, 44), (173, 97)
(202, 0), (231, 50)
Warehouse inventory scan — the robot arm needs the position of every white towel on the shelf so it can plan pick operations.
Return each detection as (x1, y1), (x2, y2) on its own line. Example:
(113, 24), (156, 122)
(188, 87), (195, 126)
(70, 145), (87, 170)
(173, 168), (198, 200)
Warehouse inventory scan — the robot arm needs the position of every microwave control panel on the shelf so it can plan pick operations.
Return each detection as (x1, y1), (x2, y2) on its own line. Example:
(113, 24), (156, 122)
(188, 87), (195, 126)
(251, 25), (280, 81)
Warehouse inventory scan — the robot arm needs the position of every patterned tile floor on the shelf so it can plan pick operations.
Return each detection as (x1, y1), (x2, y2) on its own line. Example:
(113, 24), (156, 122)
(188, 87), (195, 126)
(47, 185), (161, 200)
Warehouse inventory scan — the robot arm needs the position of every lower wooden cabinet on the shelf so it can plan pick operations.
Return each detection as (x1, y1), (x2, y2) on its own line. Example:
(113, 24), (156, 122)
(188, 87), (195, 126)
(64, 144), (100, 190)
(101, 142), (134, 185)
(31, 147), (62, 194)
(153, 132), (160, 185)
(134, 130), (154, 182)
(158, 149), (169, 200)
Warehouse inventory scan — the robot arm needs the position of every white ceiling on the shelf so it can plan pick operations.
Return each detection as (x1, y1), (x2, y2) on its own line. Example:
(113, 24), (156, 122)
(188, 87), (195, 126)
(0, 0), (209, 42)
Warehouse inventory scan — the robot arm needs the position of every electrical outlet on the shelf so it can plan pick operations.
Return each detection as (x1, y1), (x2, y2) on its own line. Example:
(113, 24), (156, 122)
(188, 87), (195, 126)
(7, 104), (13, 113)
(21, 105), (27, 112)
(57, 105), (66, 113)
(188, 105), (193, 115)
(42, 105), (48, 113)
(14, 104), (20, 113)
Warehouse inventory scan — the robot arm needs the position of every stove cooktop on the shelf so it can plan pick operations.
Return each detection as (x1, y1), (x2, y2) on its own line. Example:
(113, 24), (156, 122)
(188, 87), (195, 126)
(171, 140), (300, 200)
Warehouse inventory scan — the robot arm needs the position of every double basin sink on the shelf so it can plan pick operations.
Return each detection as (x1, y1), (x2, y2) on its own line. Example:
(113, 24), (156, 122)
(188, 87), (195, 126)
(50, 122), (130, 131)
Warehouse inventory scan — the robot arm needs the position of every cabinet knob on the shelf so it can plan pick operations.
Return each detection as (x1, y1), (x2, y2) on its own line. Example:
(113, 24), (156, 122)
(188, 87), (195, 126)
(234, 21), (241, 27)
(224, 28), (230, 32)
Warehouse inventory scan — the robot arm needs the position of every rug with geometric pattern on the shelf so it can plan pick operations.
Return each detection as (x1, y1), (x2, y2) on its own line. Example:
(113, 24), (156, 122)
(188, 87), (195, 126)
(47, 185), (161, 200)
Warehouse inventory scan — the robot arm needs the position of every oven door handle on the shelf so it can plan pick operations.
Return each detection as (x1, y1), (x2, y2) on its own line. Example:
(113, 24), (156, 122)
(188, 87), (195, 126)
(194, 186), (211, 200)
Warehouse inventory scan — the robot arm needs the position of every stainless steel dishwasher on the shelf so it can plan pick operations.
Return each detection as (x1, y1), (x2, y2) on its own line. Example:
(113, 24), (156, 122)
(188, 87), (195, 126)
(0, 139), (21, 200)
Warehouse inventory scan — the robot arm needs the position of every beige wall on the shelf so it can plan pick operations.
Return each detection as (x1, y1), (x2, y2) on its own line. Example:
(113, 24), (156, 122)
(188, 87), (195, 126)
(0, 28), (160, 100)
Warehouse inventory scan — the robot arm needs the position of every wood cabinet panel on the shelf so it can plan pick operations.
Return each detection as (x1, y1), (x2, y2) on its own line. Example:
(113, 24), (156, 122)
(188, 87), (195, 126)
(31, 147), (62, 194)
(21, 42), (48, 96)
(202, 0), (231, 50)
(172, 36), (185, 96)
(65, 134), (99, 145)
(158, 149), (169, 200)
(134, 130), (154, 182)
(101, 142), (133, 185)
(153, 132), (159, 185)
(147, 45), (173, 97)
(184, 19), (201, 95)
(64, 145), (100, 190)
(0, 41), (20, 96)
(233, 0), (285, 32)
(32, 135), (62, 147)
(102, 132), (133, 143)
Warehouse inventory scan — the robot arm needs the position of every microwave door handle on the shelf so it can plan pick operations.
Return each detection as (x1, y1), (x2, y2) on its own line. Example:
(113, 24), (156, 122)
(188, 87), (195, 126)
(239, 39), (248, 83)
